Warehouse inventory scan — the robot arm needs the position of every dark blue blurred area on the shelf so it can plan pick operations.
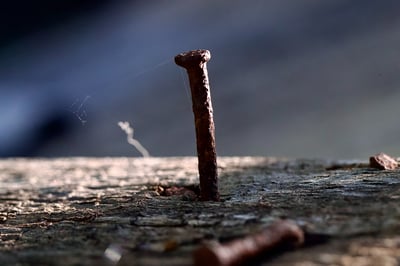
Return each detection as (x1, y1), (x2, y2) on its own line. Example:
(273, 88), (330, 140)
(0, 1), (109, 45)
(1, 1), (400, 159)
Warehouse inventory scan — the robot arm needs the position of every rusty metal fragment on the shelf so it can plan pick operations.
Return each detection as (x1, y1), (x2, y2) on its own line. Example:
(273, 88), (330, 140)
(369, 152), (398, 170)
(193, 220), (304, 266)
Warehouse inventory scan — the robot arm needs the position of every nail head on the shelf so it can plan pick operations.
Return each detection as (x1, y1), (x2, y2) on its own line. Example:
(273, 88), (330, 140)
(174, 49), (211, 68)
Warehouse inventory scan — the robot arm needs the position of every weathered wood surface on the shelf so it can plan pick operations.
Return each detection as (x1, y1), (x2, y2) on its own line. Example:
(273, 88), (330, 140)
(0, 157), (399, 265)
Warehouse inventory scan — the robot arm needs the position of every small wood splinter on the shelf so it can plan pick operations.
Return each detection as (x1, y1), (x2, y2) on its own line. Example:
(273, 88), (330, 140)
(193, 220), (304, 266)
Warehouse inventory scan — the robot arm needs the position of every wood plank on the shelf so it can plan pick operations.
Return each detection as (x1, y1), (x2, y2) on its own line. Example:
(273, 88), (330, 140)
(0, 157), (399, 265)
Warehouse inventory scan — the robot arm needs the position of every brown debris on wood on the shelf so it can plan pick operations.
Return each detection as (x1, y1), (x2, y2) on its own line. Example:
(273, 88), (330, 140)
(157, 185), (199, 201)
(369, 152), (398, 170)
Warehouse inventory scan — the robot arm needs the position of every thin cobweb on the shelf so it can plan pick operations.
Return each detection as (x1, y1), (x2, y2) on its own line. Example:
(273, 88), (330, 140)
(179, 68), (192, 107)
(69, 58), (172, 126)
(67, 56), (190, 157)
(70, 95), (91, 125)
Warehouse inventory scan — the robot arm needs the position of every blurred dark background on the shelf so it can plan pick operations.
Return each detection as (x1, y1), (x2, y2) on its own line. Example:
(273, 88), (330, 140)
(1, 1), (400, 159)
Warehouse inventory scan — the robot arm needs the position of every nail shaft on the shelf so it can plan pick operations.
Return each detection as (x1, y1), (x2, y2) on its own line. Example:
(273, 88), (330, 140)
(175, 49), (219, 201)
(193, 220), (304, 266)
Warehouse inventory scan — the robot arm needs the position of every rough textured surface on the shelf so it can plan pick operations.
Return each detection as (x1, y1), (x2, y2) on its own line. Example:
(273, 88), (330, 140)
(0, 157), (399, 265)
(369, 153), (399, 170)
(175, 49), (219, 201)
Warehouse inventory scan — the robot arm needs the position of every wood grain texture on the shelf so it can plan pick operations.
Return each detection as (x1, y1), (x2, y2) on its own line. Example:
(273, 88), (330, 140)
(0, 157), (399, 265)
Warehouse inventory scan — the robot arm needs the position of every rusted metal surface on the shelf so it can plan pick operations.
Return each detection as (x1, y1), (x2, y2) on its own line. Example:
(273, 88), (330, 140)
(175, 49), (219, 201)
(0, 157), (399, 265)
(369, 152), (398, 170)
(193, 219), (304, 266)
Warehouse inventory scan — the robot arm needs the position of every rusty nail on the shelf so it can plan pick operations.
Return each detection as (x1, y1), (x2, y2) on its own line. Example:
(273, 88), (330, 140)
(193, 220), (304, 266)
(175, 49), (219, 201)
